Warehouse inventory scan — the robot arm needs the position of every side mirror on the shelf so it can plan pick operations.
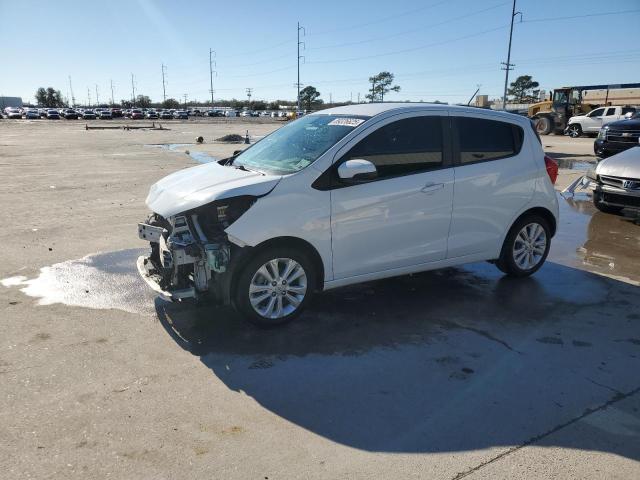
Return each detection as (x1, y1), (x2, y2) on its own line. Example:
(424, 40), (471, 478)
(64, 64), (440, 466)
(337, 159), (377, 182)
(624, 112), (633, 119)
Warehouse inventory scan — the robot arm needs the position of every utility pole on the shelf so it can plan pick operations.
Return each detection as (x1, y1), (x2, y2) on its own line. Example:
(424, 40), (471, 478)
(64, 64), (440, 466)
(296, 22), (305, 112)
(183, 93), (188, 107)
(246, 88), (252, 105)
(131, 74), (136, 106)
(87, 88), (91, 107)
(357, 92), (361, 103)
(161, 64), (167, 102)
(209, 49), (216, 106)
(95, 84), (99, 106)
(110, 79), (115, 105)
(68, 76), (75, 107)
(501, 0), (521, 110)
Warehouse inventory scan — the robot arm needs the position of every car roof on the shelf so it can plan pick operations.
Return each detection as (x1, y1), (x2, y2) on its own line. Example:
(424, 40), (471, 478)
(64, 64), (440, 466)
(316, 102), (523, 119)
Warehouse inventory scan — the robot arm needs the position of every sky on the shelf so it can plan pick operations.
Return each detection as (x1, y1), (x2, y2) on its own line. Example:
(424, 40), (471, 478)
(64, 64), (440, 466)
(1, 0), (639, 106)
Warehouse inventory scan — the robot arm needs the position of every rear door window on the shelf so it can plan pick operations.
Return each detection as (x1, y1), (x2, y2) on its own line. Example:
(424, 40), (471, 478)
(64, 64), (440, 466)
(454, 117), (523, 164)
(605, 108), (617, 116)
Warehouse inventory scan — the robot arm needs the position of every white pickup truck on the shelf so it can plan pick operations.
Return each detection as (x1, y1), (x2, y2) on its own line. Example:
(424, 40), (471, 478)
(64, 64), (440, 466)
(565, 106), (637, 138)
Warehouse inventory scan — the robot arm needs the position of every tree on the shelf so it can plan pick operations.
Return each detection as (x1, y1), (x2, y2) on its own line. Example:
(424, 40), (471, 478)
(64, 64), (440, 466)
(35, 87), (66, 107)
(365, 72), (400, 103)
(507, 75), (540, 103)
(163, 98), (180, 109)
(299, 86), (321, 111)
(136, 95), (151, 108)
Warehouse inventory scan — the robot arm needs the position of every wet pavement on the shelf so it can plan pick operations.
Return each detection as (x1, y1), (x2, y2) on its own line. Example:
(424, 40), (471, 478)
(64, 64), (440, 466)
(2, 123), (639, 479)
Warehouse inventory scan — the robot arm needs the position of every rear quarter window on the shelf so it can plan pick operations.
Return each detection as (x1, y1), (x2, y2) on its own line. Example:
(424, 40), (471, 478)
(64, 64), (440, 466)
(454, 117), (524, 164)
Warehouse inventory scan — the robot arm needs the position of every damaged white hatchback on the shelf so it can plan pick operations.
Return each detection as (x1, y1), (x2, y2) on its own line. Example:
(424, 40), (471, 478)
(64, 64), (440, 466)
(138, 103), (559, 325)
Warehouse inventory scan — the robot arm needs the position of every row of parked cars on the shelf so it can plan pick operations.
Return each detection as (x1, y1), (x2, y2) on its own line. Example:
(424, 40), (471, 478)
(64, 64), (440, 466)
(563, 105), (640, 158)
(1, 106), (303, 120)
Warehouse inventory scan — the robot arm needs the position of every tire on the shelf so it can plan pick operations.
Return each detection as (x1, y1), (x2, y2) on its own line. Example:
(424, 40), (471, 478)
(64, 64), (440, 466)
(535, 116), (553, 135)
(233, 246), (316, 327)
(567, 124), (582, 138)
(496, 215), (551, 277)
(593, 191), (623, 214)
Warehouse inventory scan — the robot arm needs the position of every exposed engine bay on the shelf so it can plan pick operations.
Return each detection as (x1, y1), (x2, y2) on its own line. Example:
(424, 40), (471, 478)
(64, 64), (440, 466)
(137, 196), (256, 301)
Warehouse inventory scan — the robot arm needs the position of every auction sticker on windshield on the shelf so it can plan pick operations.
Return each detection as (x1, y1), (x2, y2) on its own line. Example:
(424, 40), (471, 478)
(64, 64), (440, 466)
(328, 118), (365, 127)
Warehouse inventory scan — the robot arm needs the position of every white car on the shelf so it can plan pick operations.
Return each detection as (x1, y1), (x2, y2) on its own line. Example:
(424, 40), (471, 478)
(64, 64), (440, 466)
(137, 103), (559, 325)
(4, 107), (23, 119)
(566, 106), (637, 138)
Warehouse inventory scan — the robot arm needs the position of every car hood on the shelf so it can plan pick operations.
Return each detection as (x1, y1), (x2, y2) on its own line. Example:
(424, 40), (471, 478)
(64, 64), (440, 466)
(606, 118), (640, 130)
(146, 161), (281, 217)
(596, 146), (640, 179)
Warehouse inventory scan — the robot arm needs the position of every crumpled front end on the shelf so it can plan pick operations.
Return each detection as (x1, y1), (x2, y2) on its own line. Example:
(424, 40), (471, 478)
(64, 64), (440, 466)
(137, 197), (255, 302)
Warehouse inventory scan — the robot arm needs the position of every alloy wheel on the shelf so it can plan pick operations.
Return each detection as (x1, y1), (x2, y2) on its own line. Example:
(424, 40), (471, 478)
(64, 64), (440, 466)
(512, 223), (547, 270)
(249, 258), (307, 319)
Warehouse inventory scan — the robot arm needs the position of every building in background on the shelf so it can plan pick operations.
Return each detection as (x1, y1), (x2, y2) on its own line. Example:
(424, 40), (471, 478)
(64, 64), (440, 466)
(0, 97), (23, 109)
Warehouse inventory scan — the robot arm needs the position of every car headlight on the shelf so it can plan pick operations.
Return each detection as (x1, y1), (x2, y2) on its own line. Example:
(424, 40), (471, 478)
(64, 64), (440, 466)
(597, 127), (608, 140)
(191, 196), (257, 239)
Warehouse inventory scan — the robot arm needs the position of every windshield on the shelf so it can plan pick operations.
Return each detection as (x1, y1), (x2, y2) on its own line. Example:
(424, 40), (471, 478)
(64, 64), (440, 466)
(234, 114), (369, 174)
(553, 90), (568, 104)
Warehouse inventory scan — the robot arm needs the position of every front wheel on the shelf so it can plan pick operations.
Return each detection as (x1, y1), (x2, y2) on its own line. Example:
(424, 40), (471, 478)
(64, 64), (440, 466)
(233, 247), (316, 326)
(496, 216), (551, 277)
(567, 124), (582, 138)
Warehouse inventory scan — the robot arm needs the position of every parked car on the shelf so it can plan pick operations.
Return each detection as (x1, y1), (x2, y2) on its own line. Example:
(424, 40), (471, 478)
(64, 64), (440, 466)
(82, 110), (96, 120)
(123, 109), (131, 118)
(270, 111), (279, 118)
(240, 110), (252, 117)
(63, 109), (79, 120)
(99, 110), (112, 119)
(111, 108), (123, 118)
(584, 146), (640, 214)
(225, 110), (237, 117)
(173, 110), (188, 119)
(137, 103), (559, 325)
(594, 111), (640, 158)
(146, 111), (159, 119)
(46, 109), (60, 119)
(131, 109), (144, 119)
(160, 110), (173, 119)
(5, 107), (23, 119)
(566, 106), (637, 138)
(24, 109), (40, 119)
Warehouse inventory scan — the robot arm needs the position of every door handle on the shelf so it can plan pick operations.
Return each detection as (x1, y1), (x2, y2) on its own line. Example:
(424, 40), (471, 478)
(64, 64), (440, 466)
(421, 182), (444, 194)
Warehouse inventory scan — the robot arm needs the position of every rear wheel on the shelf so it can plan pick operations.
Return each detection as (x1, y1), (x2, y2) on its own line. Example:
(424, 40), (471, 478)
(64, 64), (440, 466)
(496, 215), (551, 277)
(593, 191), (623, 214)
(233, 247), (316, 326)
(535, 116), (553, 135)
(567, 124), (582, 138)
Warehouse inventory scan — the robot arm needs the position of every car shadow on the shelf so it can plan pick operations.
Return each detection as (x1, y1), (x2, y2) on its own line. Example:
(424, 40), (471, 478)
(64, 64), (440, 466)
(154, 259), (640, 456)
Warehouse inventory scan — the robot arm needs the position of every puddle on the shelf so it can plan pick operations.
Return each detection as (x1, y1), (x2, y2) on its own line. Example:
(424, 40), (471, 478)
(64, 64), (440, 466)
(1, 249), (161, 315)
(553, 193), (640, 285)
(145, 143), (218, 164)
(552, 157), (595, 171)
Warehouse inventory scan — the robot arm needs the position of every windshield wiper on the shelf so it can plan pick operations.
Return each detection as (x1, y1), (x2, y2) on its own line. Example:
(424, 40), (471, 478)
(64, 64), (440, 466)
(234, 164), (265, 175)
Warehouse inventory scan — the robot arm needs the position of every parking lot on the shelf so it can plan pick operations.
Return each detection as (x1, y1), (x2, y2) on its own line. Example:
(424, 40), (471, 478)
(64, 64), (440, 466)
(1, 119), (639, 479)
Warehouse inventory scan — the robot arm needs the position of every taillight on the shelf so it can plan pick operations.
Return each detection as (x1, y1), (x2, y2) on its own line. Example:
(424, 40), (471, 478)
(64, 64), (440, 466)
(544, 155), (558, 185)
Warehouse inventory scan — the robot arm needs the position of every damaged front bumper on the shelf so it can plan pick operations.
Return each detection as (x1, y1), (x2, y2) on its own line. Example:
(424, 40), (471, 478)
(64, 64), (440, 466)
(137, 213), (232, 302)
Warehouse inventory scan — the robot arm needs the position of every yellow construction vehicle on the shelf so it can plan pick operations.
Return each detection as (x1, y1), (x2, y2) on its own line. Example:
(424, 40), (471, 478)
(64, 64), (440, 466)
(529, 83), (640, 135)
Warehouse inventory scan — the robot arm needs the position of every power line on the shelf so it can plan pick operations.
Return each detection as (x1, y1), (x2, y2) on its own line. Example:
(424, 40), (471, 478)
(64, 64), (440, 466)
(309, 0), (452, 36)
(308, 1), (509, 51)
(307, 24), (508, 64)
(523, 8), (640, 24)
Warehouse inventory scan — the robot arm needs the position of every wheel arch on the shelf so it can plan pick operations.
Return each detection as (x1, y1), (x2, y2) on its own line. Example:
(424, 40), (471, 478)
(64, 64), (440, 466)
(512, 206), (557, 237)
(230, 236), (326, 296)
